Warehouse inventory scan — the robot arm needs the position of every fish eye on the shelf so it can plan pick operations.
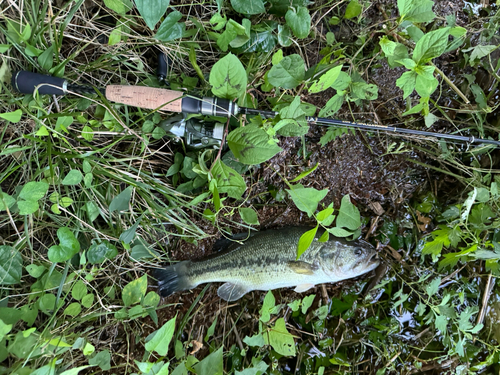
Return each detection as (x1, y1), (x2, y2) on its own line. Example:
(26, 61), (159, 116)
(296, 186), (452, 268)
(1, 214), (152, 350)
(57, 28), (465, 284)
(354, 248), (363, 256)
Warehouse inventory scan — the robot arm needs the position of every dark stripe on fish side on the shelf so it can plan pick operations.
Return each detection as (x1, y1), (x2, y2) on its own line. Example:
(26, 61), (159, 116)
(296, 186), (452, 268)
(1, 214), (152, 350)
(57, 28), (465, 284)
(186, 252), (290, 280)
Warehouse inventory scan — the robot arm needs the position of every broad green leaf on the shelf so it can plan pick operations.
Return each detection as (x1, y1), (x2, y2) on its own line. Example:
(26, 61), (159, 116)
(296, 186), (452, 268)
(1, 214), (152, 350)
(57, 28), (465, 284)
(72, 280), (88, 301)
(260, 291), (276, 323)
(266, 318), (296, 356)
(379, 36), (398, 56)
(412, 27), (450, 64)
(87, 241), (118, 264)
(297, 226), (318, 259)
(318, 93), (345, 117)
(231, 29), (276, 53)
(211, 160), (246, 199)
(272, 49), (284, 65)
(19, 181), (49, 201)
(63, 302), (81, 317)
(235, 359), (268, 375)
(275, 96), (308, 136)
(227, 125), (282, 165)
(109, 186), (133, 212)
(108, 26), (122, 46)
(0, 319), (12, 341)
(84, 201), (100, 222)
(36, 125), (49, 136)
(89, 350), (112, 371)
(469, 45), (497, 64)
(476, 187), (490, 203)
(426, 277), (441, 296)
(351, 82), (378, 100)
(145, 315), (176, 355)
(243, 333), (265, 348)
(55, 116), (73, 133)
(59, 366), (92, 375)
(217, 18), (247, 51)
(415, 75), (438, 98)
(336, 195), (361, 231)
(62, 169), (83, 185)
(155, 11), (185, 42)
(277, 24), (293, 47)
(120, 217), (141, 244)
(398, 0), (435, 23)
(105, 0), (133, 14)
(81, 294), (94, 308)
(309, 65), (343, 93)
(267, 54), (305, 89)
(422, 226), (451, 260)
(328, 227), (352, 237)
(301, 294), (315, 314)
(239, 207), (259, 225)
(38, 293), (57, 314)
(26, 264), (45, 278)
(130, 243), (160, 260)
(0, 246), (22, 285)
(286, 184), (328, 217)
(387, 44), (410, 68)
(82, 125), (94, 141)
(18, 200), (39, 214)
(462, 188), (477, 221)
(317, 207), (334, 222)
(396, 70), (417, 99)
(230, 0), (265, 15)
(344, 0), (362, 19)
(192, 346), (223, 375)
(415, 64), (435, 79)
(47, 227), (80, 263)
(83, 342), (95, 355)
(39, 45), (54, 71)
(0, 192), (15, 211)
(209, 53), (247, 100)
(210, 12), (227, 30)
(122, 274), (148, 306)
(285, 6), (311, 39)
(135, 0), (170, 29)
(268, 0), (311, 16)
(0, 109), (22, 123)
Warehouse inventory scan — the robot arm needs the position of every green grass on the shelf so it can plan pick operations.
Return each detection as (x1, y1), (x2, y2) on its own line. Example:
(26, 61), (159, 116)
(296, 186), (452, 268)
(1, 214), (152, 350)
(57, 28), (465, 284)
(1, 0), (500, 374)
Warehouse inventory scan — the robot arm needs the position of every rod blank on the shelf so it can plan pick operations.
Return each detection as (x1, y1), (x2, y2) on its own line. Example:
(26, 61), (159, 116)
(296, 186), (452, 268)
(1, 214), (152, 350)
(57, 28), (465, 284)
(12, 70), (500, 148)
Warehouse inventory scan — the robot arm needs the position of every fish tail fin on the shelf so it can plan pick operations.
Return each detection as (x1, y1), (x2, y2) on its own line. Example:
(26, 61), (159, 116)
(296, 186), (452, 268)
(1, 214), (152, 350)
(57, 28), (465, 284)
(154, 261), (193, 298)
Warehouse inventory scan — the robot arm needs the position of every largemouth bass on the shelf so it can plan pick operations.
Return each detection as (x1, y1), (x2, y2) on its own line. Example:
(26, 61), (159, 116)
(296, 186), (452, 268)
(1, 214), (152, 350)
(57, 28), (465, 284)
(155, 227), (379, 301)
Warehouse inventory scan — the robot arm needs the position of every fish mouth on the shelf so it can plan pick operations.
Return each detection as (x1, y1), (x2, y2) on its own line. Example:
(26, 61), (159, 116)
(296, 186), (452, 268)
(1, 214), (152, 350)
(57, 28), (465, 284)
(365, 253), (380, 270)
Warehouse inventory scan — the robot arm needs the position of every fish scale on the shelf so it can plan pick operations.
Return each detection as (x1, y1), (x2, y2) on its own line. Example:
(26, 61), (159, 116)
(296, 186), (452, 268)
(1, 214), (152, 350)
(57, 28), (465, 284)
(155, 227), (380, 301)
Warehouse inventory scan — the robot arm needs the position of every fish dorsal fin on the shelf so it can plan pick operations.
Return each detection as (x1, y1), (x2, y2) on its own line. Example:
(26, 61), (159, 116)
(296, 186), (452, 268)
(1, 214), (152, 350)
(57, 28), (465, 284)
(217, 282), (249, 301)
(213, 232), (252, 253)
(294, 283), (315, 293)
(288, 261), (318, 275)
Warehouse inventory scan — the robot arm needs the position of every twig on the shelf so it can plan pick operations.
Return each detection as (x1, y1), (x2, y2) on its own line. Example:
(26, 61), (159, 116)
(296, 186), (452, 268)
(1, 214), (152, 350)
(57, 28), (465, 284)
(477, 274), (495, 327)
(432, 64), (470, 104)
(230, 317), (244, 351)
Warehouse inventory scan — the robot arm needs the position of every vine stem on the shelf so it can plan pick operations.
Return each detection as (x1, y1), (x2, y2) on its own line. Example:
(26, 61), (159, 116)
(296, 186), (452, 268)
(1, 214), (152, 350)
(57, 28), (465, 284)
(432, 63), (470, 104)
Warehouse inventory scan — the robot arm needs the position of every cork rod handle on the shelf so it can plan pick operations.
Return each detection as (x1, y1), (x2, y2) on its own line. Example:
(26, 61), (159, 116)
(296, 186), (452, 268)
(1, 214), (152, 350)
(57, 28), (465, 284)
(105, 85), (184, 112)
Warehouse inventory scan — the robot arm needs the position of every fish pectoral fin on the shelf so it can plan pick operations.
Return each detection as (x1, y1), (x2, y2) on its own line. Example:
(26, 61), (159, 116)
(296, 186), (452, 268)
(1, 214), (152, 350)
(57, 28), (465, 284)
(217, 282), (249, 301)
(294, 283), (315, 293)
(287, 261), (317, 275)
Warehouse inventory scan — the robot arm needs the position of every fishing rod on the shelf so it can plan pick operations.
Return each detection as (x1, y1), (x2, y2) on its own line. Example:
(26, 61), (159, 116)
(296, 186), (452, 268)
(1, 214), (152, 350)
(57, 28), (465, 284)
(11, 70), (500, 148)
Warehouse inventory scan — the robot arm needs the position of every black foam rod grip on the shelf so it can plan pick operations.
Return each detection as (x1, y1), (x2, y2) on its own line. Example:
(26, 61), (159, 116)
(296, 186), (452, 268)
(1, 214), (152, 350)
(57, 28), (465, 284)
(12, 71), (67, 95)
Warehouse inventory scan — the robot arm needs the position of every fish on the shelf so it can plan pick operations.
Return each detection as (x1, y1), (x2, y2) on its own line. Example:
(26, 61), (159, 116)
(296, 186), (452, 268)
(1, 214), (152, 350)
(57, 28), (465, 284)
(155, 227), (380, 301)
